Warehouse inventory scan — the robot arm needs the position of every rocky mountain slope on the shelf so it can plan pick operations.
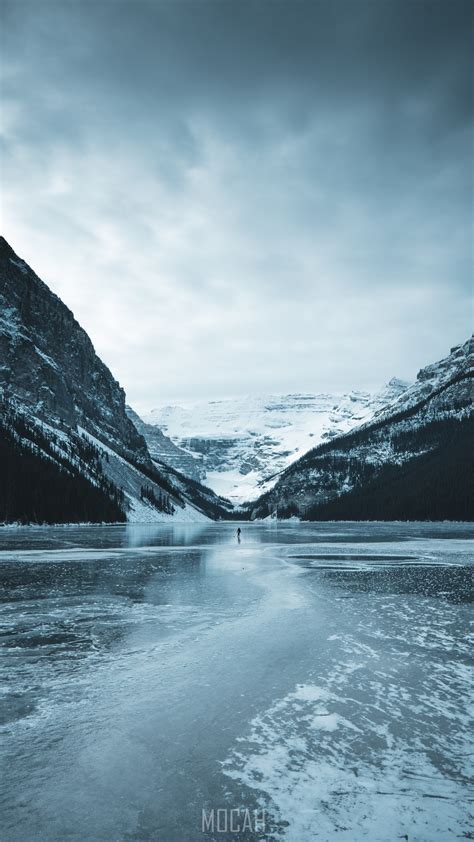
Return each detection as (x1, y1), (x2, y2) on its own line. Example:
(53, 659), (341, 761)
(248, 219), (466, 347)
(250, 338), (473, 521)
(2, 235), (469, 524)
(126, 406), (203, 482)
(143, 381), (409, 504)
(0, 240), (146, 463)
(0, 237), (230, 524)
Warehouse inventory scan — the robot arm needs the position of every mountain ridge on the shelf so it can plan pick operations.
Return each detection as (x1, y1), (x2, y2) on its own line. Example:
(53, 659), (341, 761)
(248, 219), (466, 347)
(141, 379), (410, 503)
(1, 235), (470, 524)
(249, 338), (473, 521)
(0, 237), (230, 524)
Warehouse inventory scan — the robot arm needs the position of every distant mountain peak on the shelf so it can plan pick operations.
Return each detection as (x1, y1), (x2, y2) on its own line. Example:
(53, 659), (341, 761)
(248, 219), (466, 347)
(141, 378), (412, 504)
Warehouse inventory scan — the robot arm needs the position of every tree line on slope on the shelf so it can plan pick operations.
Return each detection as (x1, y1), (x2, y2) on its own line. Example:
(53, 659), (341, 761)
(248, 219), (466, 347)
(252, 414), (473, 521)
(303, 419), (473, 521)
(0, 406), (126, 524)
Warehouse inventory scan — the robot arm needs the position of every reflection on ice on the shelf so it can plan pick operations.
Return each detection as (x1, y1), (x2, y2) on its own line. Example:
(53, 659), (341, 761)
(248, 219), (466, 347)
(124, 522), (209, 547)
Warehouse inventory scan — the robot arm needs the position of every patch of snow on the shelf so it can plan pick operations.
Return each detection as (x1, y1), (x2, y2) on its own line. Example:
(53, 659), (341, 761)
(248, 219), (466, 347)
(78, 427), (210, 522)
(126, 494), (208, 523)
(34, 346), (59, 371)
(142, 383), (410, 503)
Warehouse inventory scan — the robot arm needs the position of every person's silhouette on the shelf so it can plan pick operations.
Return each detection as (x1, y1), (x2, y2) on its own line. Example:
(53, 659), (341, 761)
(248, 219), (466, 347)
(237, 527), (241, 543)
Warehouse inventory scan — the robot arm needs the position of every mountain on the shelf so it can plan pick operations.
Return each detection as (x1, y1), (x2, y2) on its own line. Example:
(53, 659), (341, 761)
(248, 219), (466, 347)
(142, 381), (409, 504)
(3, 236), (469, 524)
(250, 338), (473, 521)
(0, 237), (229, 524)
(125, 406), (233, 519)
(125, 406), (204, 482)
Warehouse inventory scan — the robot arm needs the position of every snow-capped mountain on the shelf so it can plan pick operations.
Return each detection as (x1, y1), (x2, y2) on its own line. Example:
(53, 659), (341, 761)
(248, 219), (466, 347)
(2, 235), (470, 524)
(142, 381), (409, 504)
(250, 337), (473, 521)
(0, 237), (230, 524)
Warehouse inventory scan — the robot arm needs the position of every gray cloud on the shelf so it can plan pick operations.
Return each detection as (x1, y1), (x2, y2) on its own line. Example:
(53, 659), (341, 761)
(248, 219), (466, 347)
(1, 0), (472, 410)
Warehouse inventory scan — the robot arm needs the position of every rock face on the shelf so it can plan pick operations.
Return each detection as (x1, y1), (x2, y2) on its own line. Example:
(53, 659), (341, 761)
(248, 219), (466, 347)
(125, 406), (203, 482)
(0, 237), (229, 523)
(370, 340), (473, 423)
(142, 382), (410, 504)
(251, 338), (473, 521)
(0, 236), (147, 462)
(3, 234), (469, 524)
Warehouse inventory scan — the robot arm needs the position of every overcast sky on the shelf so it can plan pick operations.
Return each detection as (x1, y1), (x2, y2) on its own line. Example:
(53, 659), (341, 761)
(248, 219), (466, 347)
(1, 0), (472, 411)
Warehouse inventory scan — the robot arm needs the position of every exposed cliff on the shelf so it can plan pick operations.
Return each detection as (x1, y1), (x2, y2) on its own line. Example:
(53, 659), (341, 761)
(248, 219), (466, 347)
(0, 238), (228, 523)
(126, 406), (204, 482)
(0, 237), (147, 462)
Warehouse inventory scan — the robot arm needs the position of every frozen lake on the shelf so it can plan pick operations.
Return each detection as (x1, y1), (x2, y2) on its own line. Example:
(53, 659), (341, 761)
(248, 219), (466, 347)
(0, 522), (473, 841)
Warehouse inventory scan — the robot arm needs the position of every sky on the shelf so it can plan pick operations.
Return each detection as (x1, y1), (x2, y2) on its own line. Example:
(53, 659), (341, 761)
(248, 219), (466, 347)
(1, 0), (472, 412)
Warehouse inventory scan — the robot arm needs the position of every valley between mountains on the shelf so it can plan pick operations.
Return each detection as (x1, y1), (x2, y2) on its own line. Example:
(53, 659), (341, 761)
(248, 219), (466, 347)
(0, 236), (472, 525)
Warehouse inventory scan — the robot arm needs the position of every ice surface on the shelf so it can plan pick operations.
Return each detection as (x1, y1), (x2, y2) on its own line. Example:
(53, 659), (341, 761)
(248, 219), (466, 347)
(0, 521), (472, 841)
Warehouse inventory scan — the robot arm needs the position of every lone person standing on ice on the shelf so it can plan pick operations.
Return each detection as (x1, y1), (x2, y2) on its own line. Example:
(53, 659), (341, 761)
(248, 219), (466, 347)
(236, 528), (242, 543)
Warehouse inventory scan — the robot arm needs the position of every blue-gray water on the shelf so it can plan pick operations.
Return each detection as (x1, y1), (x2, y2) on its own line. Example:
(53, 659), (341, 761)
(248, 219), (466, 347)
(0, 522), (473, 841)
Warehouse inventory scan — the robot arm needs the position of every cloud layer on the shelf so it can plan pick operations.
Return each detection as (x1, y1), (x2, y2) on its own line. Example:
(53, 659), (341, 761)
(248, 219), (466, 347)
(1, 0), (472, 409)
